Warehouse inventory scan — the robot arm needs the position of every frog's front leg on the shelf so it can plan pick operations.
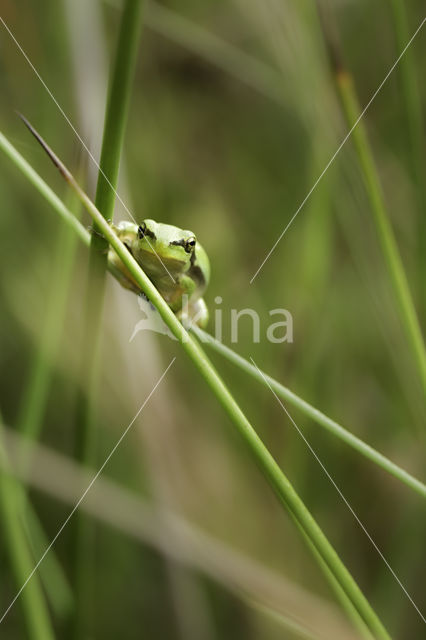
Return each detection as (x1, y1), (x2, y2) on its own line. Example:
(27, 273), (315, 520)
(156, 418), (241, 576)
(165, 274), (196, 312)
(107, 222), (143, 293)
(170, 275), (206, 327)
(87, 224), (113, 255)
(177, 297), (209, 329)
(108, 253), (142, 294)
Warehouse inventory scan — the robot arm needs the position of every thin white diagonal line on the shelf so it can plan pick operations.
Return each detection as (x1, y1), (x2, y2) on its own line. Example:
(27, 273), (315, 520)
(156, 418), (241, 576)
(250, 16), (426, 283)
(0, 357), (176, 626)
(0, 15), (176, 283)
(250, 357), (426, 624)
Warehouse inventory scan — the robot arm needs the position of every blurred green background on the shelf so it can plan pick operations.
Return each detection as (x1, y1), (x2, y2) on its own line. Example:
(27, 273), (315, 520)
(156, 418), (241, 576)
(0, 0), (425, 638)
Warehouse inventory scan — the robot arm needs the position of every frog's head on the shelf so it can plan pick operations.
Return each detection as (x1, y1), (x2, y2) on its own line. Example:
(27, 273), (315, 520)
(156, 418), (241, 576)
(135, 218), (197, 278)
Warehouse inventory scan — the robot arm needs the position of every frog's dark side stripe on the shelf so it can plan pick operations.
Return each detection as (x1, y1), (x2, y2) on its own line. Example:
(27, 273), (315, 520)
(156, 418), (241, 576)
(189, 249), (206, 289)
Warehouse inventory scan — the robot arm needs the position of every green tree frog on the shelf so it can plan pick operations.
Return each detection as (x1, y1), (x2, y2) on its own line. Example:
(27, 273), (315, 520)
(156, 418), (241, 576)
(17, 114), (211, 328)
(108, 219), (210, 328)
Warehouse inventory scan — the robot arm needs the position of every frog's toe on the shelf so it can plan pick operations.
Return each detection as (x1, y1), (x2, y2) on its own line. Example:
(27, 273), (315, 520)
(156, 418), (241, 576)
(88, 225), (105, 240)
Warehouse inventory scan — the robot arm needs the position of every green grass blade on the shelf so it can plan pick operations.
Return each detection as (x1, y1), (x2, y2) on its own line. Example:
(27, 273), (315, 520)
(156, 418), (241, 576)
(0, 129), (392, 638)
(0, 131), (88, 244)
(0, 131), (76, 618)
(4, 128), (424, 496)
(388, 0), (426, 216)
(24, 503), (73, 619)
(192, 328), (426, 499)
(337, 74), (426, 391)
(17, 205), (79, 466)
(71, 0), (144, 637)
(316, 6), (426, 396)
(0, 418), (55, 640)
(94, 0), (145, 225)
(389, 0), (426, 316)
(296, 524), (375, 640)
(3, 423), (368, 640)
(17, 212), (76, 615)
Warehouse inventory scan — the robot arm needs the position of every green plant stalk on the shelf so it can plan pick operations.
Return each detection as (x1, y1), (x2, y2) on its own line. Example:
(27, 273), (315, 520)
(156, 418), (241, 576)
(388, 0), (426, 240)
(192, 328), (426, 499)
(2, 422), (370, 640)
(0, 132), (82, 618)
(315, 3), (426, 397)
(71, 1), (144, 637)
(335, 70), (426, 395)
(2, 130), (424, 498)
(94, 0), (144, 227)
(0, 133), (78, 615)
(15, 209), (77, 618)
(1, 464), (72, 619)
(390, 0), (426, 206)
(18, 206), (79, 465)
(296, 523), (375, 640)
(84, 200), (391, 639)
(23, 502), (73, 618)
(0, 130), (391, 638)
(0, 418), (55, 640)
(0, 132), (88, 244)
(35, 146), (395, 637)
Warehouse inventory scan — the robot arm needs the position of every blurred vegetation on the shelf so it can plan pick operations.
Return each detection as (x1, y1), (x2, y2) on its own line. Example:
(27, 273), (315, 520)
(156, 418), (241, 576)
(0, 0), (425, 639)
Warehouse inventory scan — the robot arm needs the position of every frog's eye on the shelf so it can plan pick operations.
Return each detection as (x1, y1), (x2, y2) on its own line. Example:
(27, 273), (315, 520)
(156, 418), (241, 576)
(184, 236), (196, 253)
(138, 222), (156, 240)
